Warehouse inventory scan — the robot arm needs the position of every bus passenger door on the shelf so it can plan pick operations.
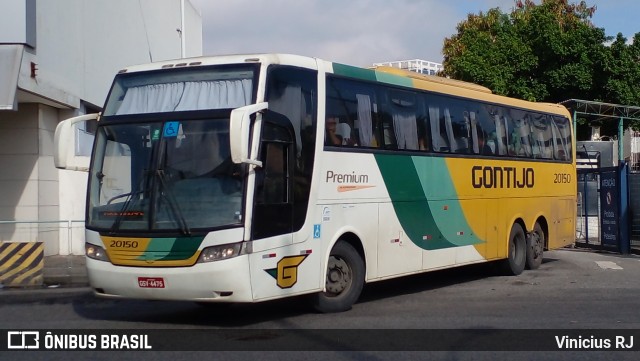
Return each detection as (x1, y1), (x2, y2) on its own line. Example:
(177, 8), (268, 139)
(252, 139), (294, 242)
(251, 118), (311, 300)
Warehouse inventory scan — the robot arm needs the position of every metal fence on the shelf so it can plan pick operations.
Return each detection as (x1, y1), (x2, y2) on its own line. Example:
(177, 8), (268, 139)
(628, 173), (640, 253)
(0, 220), (85, 255)
(576, 171), (601, 247)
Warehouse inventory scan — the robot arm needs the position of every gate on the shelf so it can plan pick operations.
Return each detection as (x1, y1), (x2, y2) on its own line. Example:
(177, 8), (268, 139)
(576, 163), (630, 253)
(628, 172), (640, 253)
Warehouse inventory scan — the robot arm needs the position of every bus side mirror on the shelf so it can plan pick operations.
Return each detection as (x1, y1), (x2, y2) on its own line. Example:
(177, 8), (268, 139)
(229, 102), (268, 167)
(54, 113), (99, 172)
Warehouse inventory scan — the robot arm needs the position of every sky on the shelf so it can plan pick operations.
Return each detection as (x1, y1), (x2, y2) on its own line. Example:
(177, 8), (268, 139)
(188, 0), (639, 67)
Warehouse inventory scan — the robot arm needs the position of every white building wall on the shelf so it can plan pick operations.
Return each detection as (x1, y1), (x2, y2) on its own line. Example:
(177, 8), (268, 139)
(0, 0), (202, 255)
(17, 0), (202, 108)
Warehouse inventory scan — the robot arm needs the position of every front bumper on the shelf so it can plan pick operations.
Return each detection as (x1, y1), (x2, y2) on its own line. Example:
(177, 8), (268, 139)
(86, 255), (253, 302)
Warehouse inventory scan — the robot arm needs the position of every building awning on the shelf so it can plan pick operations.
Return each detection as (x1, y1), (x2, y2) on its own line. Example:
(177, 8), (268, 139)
(0, 44), (24, 110)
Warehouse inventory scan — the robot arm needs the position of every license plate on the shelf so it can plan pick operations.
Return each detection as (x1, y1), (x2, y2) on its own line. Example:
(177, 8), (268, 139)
(137, 277), (165, 288)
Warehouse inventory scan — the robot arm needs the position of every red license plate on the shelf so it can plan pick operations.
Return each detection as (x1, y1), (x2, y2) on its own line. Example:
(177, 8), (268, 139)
(138, 277), (165, 288)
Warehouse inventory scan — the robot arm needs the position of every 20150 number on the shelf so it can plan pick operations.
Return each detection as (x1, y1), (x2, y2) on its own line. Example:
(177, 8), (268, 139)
(554, 173), (572, 184)
(110, 240), (139, 248)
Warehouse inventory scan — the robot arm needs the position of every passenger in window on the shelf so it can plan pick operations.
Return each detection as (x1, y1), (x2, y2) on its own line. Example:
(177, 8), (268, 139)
(419, 136), (428, 151)
(325, 116), (343, 145)
(484, 132), (497, 154)
(337, 122), (357, 146)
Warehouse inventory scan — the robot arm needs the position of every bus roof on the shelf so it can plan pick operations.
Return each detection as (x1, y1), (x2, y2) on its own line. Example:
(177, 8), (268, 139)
(115, 53), (318, 74)
(114, 53), (571, 119)
(372, 66), (493, 94)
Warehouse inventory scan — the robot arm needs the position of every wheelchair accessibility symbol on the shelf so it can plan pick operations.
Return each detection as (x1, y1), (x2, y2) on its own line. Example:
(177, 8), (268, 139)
(163, 121), (180, 138)
(313, 224), (321, 239)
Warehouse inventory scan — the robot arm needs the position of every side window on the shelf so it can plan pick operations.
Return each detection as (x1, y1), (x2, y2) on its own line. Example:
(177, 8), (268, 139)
(326, 76), (379, 148)
(416, 96), (430, 151)
(428, 96), (472, 154)
(382, 89), (421, 150)
(501, 108), (532, 157)
(427, 95), (450, 152)
(267, 66), (317, 174)
(509, 111), (534, 158)
(465, 107), (485, 155)
(475, 105), (497, 155)
(552, 116), (572, 161)
(449, 101), (472, 154)
(486, 106), (509, 156)
(529, 114), (554, 159)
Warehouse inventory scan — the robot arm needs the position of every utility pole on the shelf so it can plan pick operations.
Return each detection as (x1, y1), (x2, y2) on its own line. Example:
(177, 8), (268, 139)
(180, 0), (186, 58)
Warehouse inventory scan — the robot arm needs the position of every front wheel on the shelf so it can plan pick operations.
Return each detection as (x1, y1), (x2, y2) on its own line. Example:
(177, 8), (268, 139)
(312, 241), (365, 313)
(500, 223), (526, 276)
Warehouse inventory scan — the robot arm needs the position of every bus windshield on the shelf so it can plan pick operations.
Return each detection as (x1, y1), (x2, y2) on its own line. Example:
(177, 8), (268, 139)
(87, 118), (243, 233)
(86, 64), (258, 234)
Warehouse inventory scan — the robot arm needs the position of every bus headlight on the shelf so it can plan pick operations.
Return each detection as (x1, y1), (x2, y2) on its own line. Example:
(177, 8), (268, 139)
(86, 243), (110, 262)
(197, 242), (243, 263)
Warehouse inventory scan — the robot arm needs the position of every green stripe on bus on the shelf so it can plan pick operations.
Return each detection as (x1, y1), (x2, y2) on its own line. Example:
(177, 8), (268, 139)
(375, 72), (414, 88)
(137, 237), (203, 261)
(163, 236), (203, 260)
(413, 157), (483, 247)
(332, 63), (377, 81)
(374, 154), (482, 250)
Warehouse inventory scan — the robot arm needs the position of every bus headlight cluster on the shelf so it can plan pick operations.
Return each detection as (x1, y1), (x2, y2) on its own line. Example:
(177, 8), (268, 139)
(86, 243), (110, 262)
(197, 242), (243, 263)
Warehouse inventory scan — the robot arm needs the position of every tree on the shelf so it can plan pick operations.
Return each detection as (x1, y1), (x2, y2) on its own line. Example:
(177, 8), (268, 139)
(442, 0), (608, 103)
(600, 33), (640, 105)
(442, 0), (640, 132)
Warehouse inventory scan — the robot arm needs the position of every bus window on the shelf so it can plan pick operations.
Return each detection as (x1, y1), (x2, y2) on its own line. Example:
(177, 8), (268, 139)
(510, 112), (534, 157)
(428, 105), (447, 152)
(488, 107), (509, 156)
(259, 142), (288, 204)
(530, 114), (554, 159)
(430, 98), (473, 154)
(326, 76), (379, 148)
(355, 94), (377, 147)
(449, 102), (472, 154)
(426, 95), (451, 153)
(501, 108), (533, 158)
(552, 116), (572, 161)
(385, 89), (419, 150)
(466, 110), (480, 154)
(474, 104), (497, 155)
(415, 95), (429, 151)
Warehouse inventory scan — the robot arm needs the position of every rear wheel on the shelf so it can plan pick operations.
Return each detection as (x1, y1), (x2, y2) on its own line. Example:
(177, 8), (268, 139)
(500, 223), (526, 276)
(312, 241), (365, 313)
(526, 223), (544, 270)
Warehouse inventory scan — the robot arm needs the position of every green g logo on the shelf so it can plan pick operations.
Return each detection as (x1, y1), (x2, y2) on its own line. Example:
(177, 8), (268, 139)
(265, 255), (308, 289)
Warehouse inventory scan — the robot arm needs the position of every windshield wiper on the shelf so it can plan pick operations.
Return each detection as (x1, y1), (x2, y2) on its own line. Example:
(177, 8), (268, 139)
(109, 192), (135, 235)
(156, 169), (191, 236)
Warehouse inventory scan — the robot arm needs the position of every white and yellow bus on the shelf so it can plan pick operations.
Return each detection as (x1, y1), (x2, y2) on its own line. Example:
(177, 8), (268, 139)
(54, 54), (576, 313)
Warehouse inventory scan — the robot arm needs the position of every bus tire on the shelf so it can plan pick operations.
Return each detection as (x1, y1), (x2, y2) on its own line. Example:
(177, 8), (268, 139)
(526, 223), (544, 270)
(312, 241), (364, 313)
(500, 223), (526, 276)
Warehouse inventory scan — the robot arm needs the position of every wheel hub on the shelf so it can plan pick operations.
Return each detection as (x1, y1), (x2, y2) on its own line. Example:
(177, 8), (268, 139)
(530, 232), (543, 258)
(326, 256), (351, 294)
